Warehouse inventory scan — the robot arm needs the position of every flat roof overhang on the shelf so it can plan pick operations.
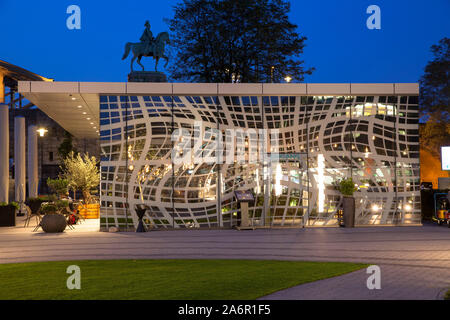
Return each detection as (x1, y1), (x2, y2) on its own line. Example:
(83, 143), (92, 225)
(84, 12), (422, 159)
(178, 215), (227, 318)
(18, 81), (419, 139)
(0, 60), (53, 83)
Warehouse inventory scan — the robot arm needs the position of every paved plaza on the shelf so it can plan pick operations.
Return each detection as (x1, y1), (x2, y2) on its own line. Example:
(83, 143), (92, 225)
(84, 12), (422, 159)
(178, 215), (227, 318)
(0, 219), (449, 299)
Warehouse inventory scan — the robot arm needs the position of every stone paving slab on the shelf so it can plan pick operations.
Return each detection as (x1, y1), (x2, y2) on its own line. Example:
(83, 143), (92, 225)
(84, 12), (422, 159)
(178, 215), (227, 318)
(0, 221), (449, 299)
(260, 264), (450, 300)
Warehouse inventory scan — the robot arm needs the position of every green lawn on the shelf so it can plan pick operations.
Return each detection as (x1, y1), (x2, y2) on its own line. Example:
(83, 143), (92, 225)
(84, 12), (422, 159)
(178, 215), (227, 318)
(0, 259), (366, 300)
(445, 289), (450, 300)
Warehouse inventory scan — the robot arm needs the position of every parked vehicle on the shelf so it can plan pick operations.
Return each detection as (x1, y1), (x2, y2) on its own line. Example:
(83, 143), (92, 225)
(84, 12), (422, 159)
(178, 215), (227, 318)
(433, 193), (450, 227)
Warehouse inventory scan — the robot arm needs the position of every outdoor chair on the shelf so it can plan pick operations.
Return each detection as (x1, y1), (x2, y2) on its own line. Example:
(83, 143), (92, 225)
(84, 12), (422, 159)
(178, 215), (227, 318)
(23, 204), (43, 231)
(59, 205), (76, 230)
(70, 201), (85, 223)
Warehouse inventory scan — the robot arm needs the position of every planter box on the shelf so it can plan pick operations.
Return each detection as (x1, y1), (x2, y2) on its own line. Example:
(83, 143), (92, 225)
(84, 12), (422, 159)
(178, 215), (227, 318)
(78, 203), (100, 219)
(0, 206), (16, 227)
(342, 196), (355, 228)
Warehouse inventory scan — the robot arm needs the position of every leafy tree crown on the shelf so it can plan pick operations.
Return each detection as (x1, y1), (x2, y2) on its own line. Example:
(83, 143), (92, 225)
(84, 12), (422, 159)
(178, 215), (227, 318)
(166, 0), (314, 83)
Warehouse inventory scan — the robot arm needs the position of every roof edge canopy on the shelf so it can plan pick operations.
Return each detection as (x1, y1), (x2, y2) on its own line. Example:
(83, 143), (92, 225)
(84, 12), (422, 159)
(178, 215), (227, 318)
(0, 60), (53, 82)
(18, 81), (419, 140)
(19, 81), (419, 96)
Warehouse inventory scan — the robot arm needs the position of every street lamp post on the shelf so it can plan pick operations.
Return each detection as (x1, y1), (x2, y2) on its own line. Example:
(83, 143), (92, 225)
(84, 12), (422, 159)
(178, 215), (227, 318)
(37, 128), (47, 195)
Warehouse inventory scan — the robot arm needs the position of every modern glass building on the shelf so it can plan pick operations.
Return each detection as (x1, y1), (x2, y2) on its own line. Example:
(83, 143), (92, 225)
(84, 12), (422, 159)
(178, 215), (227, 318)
(17, 82), (421, 230)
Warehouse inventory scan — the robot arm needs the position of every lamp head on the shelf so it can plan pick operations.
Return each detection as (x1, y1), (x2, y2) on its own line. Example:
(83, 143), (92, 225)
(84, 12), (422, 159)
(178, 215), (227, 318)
(37, 128), (48, 137)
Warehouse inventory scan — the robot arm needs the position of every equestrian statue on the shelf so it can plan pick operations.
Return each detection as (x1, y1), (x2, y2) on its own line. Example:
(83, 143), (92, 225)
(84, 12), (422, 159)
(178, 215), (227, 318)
(122, 20), (170, 72)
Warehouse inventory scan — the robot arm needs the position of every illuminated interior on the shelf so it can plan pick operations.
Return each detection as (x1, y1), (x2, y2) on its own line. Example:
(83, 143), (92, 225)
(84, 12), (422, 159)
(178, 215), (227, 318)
(98, 94), (421, 229)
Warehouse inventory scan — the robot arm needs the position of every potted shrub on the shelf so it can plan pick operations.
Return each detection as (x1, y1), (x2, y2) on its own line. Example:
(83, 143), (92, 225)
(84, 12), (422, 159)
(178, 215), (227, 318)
(26, 195), (57, 208)
(25, 197), (48, 217)
(47, 178), (69, 199)
(40, 203), (67, 233)
(61, 152), (100, 219)
(338, 178), (357, 227)
(0, 202), (19, 227)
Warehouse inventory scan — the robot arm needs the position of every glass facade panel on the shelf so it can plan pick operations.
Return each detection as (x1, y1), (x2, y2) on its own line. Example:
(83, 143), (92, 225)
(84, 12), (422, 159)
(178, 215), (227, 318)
(99, 94), (421, 229)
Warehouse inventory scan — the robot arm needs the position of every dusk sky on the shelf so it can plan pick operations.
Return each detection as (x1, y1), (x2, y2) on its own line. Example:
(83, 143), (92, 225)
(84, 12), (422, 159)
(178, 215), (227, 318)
(1, 0), (449, 83)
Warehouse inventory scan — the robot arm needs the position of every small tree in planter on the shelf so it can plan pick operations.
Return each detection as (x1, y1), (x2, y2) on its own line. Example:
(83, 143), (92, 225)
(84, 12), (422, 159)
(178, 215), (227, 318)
(25, 197), (48, 216)
(61, 152), (100, 219)
(338, 178), (358, 227)
(61, 152), (100, 204)
(40, 202), (67, 233)
(0, 202), (19, 227)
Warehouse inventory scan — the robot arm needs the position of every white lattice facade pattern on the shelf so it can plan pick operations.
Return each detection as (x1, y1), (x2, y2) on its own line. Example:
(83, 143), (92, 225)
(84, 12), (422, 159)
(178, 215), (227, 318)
(99, 89), (420, 230)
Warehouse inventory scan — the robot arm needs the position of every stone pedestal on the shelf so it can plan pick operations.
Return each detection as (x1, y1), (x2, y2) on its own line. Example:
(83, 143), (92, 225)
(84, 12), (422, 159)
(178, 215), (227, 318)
(128, 71), (167, 83)
(240, 202), (249, 228)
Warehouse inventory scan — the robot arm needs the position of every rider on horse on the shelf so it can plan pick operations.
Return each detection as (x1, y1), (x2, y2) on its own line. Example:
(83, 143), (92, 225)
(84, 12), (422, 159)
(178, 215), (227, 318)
(140, 20), (155, 55)
(122, 21), (170, 72)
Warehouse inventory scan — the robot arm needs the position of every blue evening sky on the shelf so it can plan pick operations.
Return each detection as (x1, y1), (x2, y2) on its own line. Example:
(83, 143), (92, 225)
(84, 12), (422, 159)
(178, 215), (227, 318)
(0, 0), (449, 83)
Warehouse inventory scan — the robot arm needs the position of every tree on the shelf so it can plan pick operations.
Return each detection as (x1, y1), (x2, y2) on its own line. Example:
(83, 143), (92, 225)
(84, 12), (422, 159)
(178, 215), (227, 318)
(58, 131), (78, 163)
(420, 115), (450, 158)
(419, 37), (449, 120)
(166, 0), (314, 83)
(61, 152), (99, 204)
(419, 38), (450, 157)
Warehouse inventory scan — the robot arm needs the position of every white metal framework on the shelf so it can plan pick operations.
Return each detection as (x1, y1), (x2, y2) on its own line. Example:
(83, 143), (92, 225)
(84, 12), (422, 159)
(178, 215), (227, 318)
(99, 87), (420, 230)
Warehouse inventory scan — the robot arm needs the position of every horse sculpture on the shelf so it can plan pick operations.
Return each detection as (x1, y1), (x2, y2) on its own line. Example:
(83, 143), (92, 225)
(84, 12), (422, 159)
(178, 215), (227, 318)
(122, 32), (170, 72)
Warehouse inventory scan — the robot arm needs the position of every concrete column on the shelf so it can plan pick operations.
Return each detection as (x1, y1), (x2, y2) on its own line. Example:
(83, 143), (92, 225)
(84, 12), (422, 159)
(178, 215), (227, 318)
(0, 104), (9, 202)
(27, 125), (38, 198)
(14, 117), (26, 204)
